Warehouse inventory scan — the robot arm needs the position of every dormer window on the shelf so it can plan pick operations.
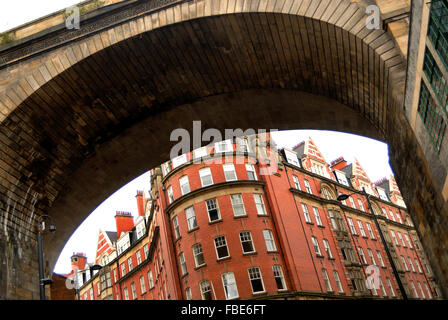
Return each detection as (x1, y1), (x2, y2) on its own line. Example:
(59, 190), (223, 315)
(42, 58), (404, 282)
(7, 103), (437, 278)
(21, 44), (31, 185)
(334, 171), (349, 186)
(284, 149), (300, 167)
(172, 154), (188, 169)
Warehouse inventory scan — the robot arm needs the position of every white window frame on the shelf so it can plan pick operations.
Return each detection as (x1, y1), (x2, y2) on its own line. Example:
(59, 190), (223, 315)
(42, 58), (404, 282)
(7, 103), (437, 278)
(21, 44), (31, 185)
(377, 250), (385, 267)
(172, 153), (188, 169)
(263, 229), (277, 252)
(273, 265), (287, 291)
(179, 252), (187, 276)
(284, 149), (300, 167)
(323, 239), (333, 258)
(311, 236), (322, 256)
(322, 268), (333, 292)
(304, 179), (312, 194)
(254, 194), (267, 216)
(193, 146), (208, 159)
(293, 175), (301, 190)
(173, 216), (181, 239)
(214, 235), (230, 260)
(167, 186), (174, 204)
(357, 220), (366, 237)
(248, 267), (265, 294)
(222, 272), (239, 300)
(179, 175), (191, 195)
(185, 206), (197, 231)
(206, 198), (221, 222)
(223, 163), (237, 181)
(301, 203), (312, 223)
(140, 276), (146, 294)
(366, 223), (375, 239)
(231, 194), (246, 217)
(199, 167), (214, 187)
(313, 207), (323, 226)
(333, 270), (344, 293)
(215, 139), (233, 153)
(193, 243), (205, 268)
(246, 163), (257, 180)
(239, 231), (256, 254)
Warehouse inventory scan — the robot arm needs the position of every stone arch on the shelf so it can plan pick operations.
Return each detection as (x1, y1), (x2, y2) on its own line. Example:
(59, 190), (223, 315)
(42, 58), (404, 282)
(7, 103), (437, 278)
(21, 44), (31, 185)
(0, 0), (446, 299)
(319, 182), (336, 200)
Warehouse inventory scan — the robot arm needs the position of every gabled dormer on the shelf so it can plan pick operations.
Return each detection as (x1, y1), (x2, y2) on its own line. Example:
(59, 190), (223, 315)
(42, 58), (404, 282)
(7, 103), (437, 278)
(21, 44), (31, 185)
(94, 229), (117, 266)
(375, 175), (407, 208)
(350, 158), (377, 196)
(294, 137), (332, 179)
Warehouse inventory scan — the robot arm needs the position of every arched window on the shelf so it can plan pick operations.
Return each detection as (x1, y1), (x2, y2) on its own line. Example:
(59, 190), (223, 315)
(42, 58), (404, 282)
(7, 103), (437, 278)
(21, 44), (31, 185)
(320, 185), (335, 200)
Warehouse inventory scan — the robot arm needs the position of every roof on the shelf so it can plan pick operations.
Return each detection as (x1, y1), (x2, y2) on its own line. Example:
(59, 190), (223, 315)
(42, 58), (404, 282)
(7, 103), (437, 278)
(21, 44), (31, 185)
(105, 231), (117, 244)
(293, 142), (305, 158)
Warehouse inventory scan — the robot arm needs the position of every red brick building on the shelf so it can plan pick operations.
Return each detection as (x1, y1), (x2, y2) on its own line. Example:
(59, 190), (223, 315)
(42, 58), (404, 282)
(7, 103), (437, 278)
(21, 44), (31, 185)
(73, 135), (441, 300)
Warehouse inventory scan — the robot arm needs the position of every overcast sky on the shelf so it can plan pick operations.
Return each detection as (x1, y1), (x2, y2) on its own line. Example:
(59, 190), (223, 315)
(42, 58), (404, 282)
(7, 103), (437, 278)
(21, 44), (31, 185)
(0, 2), (394, 275)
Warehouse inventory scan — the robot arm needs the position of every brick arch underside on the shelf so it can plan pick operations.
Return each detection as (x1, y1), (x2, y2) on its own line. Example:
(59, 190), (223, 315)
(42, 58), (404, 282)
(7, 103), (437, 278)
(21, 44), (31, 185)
(1, 11), (446, 299)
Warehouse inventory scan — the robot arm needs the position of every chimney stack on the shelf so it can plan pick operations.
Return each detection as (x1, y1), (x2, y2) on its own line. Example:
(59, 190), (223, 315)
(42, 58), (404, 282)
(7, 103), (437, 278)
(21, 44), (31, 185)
(136, 190), (145, 217)
(115, 211), (134, 238)
(70, 252), (87, 271)
(330, 157), (348, 171)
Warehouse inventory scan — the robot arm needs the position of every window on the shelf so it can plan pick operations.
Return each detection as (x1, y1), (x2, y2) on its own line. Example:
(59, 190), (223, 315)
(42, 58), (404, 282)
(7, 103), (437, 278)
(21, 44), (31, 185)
(377, 187), (389, 201)
(136, 250), (142, 265)
(401, 255), (409, 271)
(128, 257), (133, 272)
(254, 194), (267, 216)
(386, 278), (396, 297)
(263, 230), (277, 252)
(410, 281), (419, 298)
(367, 248), (376, 265)
(179, 175), (191, 195)
(97, 282), (101, 296)
(357, 220), (366, 237)
(313, 207), (323, 226)
(322, 268), (333, 292)
(246, 164), (257, 180)
(321, 187), (333, 200)
(415, 258), (423, 273)
(293, 175), (301, 190)
(358, 247), (367, 264)
(347, 217), (357, 235)
(113, 269), (118, 282)
(214, 236), (230, 259)
(185, 287), (192, 300)
(237, 137), (250, 153)
(123, 287), (129, 300)
(395, 213), (403, 224)
(148, 270), (154, 289)
(408, 257), (416, 272)
(301, 204), (312, 223)
(377, 251), (385, 267)
(417, 281), (426, 299)
(193, 243), (205, 267)
(248, 267), (265, 293)
(284, 149), (300, 167)
(167, 186), (174, 204)
(172, 154), (188, 168)
(231, 194), (246, 217)
(311, 236), (322, 256)
(388, 210), (396, 222)
(424, 283), (432, 299)
(199, 167), (213, 187)
(185, 206), (197, 231)
(357, 199), (365, 211)
(140, 276), (146, 294)
(193, 146), (208, 159)
(329, 211), (338, 230)
(333, 270), (344, 293)
(173, 216), (181, 239)
(312, 163), (328, 177)
(323, 239), (333, 258)
(215, 139), (233, 153)
(239, 231), (256, 254)
(121, 262), (126, 277)
(200, 280), (213, 300)
(390, 230), (399, 246)
(349, 197), (356, 208)
(144, 245), (149, 260)
(379, 278), (387, 297)
(366, 223), (375, 239)
(405, 234), (413, 248)
(304, 180), (312, 194)
(206, 198), (221, 222)
(273, 265), (287, 291)
(222, 272), (239, 299)
(179, 252), (187, 276)
(131, 282), (137, 300)
(334, 170), (349, 186)
(398, 232), (406, 247)
(223, 163), (237, 181)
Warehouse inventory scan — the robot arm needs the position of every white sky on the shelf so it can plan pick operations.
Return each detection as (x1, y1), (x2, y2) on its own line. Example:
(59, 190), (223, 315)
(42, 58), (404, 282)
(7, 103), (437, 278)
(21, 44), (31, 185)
(0, 0), (84, 33)
(53, 129), (393, 274)
(0, 2), (394, 275)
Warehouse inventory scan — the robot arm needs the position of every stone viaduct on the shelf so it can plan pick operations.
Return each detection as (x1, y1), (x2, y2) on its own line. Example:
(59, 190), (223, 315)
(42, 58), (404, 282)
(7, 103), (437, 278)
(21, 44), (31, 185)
(0, 0), (446, 299)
